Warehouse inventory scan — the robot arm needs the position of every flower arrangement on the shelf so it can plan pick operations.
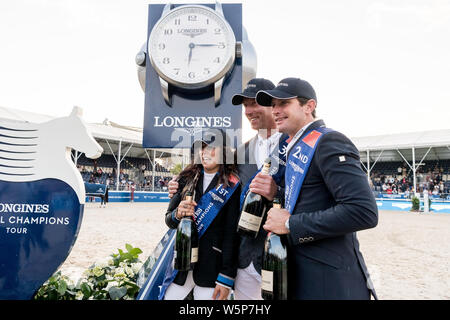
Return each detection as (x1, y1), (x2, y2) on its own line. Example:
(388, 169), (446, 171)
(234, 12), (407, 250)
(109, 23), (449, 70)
(34, 244), (143, 300)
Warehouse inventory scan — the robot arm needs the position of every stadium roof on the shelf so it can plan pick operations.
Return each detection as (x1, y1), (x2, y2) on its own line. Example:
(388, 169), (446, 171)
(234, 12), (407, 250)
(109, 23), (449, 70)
(0, 105), (142, 144)
(352, 129), (450, 151)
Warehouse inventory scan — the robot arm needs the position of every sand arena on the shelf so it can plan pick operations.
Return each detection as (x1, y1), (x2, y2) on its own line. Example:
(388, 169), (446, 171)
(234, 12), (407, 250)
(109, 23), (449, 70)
(59, 202), (450, 300)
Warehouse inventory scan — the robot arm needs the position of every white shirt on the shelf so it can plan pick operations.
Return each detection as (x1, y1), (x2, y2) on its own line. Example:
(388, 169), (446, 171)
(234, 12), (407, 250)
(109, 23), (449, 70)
(255, 132), (282, 169)
(203, 172), (216, 193)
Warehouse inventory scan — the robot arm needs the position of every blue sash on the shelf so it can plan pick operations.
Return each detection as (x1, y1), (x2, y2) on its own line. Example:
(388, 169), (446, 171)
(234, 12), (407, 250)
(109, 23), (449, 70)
(158, 177), (240, 300)
(239, 135), (290, 211)
(285, 127), (333, 214)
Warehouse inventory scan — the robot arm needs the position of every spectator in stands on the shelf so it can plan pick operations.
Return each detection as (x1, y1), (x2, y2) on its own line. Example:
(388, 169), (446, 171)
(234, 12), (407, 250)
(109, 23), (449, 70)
(404, 188), (410, 199)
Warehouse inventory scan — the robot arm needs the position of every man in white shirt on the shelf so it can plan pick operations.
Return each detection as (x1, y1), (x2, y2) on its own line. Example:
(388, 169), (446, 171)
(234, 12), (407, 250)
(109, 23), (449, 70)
(230, 78), (287, 300)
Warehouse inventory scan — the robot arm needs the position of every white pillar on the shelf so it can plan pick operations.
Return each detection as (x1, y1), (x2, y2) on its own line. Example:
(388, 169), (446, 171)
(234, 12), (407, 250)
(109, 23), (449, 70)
(116, 140), (122, 191)
(423, 191), (429, 213)
(412, 147), (417, 196)
(152, 149), (156, 192)
(367, 150), (371, 181)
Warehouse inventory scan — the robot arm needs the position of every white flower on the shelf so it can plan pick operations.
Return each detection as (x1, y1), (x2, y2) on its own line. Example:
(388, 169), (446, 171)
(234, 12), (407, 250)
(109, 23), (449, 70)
(108, 259), (114, 266)
(114, 267), (124, 275)
(113, 267), (126, 279)
(92, 266), (105, 277)
(106, 281), (119, 290)
(131, 263), (143, 274)
(96, 260), (108, 269)
(125, 266), (134, 277)
(75, 291), (84, 300)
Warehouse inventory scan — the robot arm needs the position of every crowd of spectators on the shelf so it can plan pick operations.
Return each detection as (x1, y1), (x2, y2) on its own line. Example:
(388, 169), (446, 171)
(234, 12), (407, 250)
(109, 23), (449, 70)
(78, 164), (171, 192)
(77, 153), (450, 197)
(370, 161), (450, 197)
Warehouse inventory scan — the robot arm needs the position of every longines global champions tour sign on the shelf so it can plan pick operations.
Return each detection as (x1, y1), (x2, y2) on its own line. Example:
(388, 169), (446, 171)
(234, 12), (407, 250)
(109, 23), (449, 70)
(0, 107), (103, 299)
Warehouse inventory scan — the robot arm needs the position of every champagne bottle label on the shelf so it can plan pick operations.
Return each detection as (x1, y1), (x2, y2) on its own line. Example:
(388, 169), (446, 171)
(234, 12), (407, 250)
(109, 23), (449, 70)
(191, 247), (198, 263)
(238, 211), (263, 232)
(261, 269), (274, 292)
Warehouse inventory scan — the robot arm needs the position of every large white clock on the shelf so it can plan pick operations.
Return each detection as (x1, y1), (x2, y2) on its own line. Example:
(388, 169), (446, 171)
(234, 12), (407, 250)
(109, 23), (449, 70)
(148, 3), (239, 105)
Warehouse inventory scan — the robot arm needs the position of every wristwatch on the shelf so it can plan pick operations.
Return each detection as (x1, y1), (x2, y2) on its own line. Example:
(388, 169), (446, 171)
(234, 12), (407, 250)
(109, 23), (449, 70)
(147, 2), (241, 106)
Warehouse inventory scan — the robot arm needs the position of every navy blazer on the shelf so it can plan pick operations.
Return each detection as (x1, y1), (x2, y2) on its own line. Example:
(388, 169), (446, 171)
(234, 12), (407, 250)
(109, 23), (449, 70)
(286, 119), (378, 300)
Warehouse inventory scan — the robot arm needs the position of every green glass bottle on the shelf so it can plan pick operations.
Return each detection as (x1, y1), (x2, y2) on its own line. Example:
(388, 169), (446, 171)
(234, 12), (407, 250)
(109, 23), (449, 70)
(261, 197), (288, 300)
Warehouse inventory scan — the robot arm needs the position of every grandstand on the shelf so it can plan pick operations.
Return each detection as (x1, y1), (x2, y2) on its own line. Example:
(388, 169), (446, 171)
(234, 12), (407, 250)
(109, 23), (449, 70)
(353, 130), (450, 198)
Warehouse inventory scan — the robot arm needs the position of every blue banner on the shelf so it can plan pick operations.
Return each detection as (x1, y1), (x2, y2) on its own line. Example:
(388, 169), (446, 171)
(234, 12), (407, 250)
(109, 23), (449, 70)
(375, 199), (450, 213)
(84, 182), (106, 196)
(285, 128), (333, 214)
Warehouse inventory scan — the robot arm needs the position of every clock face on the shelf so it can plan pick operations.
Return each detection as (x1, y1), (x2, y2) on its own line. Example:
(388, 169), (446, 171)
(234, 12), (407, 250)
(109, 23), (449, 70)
(148, 5), (236, 89)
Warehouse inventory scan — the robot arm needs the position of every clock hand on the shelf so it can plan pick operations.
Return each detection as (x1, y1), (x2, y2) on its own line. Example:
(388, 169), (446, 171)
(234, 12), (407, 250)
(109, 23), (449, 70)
(194, 44), (220, 47)
(188, 43), (195, 66)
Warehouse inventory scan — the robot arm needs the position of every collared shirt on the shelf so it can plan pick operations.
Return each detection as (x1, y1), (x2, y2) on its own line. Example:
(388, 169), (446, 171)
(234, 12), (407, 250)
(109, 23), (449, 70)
(285, 119), (323, 157)
(255, 131), (282, 169)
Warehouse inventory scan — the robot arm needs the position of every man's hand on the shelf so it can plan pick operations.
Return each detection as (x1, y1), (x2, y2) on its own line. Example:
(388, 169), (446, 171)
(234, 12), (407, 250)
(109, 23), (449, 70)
(168, 175), (179, 199)
(263, 207), (290, 234)
(249, 172), (278, 201)
(212, 284), (230, 300)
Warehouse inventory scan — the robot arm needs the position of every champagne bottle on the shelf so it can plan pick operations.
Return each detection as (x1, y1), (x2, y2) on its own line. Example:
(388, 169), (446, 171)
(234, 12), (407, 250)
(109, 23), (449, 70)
(237, 158), (271, 238)
(261, 197), (288, 300)
(174, 191), (199, 271)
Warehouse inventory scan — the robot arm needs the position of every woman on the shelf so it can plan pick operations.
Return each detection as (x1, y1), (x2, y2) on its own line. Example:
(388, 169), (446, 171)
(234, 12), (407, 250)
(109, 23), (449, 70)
(162, 129), (241, 300)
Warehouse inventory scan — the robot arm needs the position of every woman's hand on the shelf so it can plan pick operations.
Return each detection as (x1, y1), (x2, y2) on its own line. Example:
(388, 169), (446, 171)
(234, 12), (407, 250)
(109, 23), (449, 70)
(212, 284), (230, 300)
(176, 199), (197, 219)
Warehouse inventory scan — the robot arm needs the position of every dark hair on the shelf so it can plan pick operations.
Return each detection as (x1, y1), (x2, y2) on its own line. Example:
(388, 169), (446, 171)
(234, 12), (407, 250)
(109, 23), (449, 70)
(297, 97), (316, 118)
(177, 144), (239, 193)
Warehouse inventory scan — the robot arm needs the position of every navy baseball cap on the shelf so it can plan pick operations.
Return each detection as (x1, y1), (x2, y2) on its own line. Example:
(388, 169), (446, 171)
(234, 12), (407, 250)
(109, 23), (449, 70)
(231, 78), (275, 105)
(192, 128), (228, 150)
(256, 77), (317, 107)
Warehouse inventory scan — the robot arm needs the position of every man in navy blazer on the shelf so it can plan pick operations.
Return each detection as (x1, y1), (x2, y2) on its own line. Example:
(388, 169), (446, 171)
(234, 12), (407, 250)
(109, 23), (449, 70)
(257, 78), (378, 300)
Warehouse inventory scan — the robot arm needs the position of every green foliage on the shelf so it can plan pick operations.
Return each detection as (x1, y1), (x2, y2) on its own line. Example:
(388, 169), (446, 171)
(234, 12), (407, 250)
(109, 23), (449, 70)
(34, 244), (143, 300)
(411, 196), (420, 211)
(34, 271), (77, 300)
(170, 163), (183, 176)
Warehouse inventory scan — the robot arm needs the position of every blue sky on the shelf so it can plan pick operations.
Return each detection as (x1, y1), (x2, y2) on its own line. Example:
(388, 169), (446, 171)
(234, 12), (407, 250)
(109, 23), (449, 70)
(1, 0), (449, 142)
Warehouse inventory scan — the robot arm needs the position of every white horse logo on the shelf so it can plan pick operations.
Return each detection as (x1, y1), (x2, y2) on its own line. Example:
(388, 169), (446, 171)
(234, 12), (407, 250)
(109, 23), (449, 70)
(0, 106), (103, 204)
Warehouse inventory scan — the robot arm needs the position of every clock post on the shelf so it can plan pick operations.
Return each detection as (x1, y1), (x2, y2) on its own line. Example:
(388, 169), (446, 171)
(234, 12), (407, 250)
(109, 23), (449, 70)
(140, 2), (256, 150)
